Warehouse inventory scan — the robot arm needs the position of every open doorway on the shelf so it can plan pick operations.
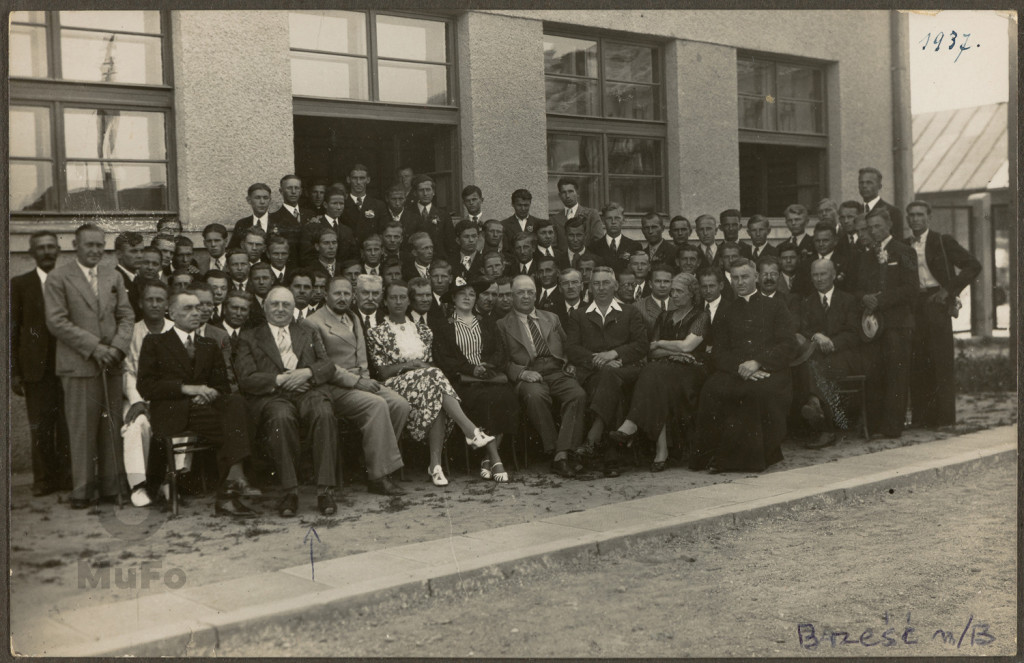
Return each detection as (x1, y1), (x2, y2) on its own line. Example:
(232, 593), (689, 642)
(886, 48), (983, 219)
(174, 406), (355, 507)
(293, 115), (457, 209)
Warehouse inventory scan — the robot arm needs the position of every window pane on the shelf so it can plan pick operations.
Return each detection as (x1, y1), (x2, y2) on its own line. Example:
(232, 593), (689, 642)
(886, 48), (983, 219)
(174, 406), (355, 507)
(289, 10), (366, 55)
(64, 109), (166, 160)
(10, 25), (49, 78)
(376, 15), (446, 62)
(12, 11), (47, 23)
(10, 106), (52, 158)
(603, 43), (655, 83)
(547, 134), (601, 173)
(65, 162), (168, 211)
(378, 61), (448, 105)
(544, 35), (598, 78)
(61, 30), (163, 84)
(10, 161), (56, 211)
(738, 95), (769, 130)
(59, 11), (162, 34)
(608, 177), (659, 213)
(291, 52), (369, 100)
(737, 59), (770, 95)
(545, 78), (599, 116)
(778, 100), (823, 134)
(548, 175), (599, 214)
(777, 64), (822, 100)
(608, 137), (661, 176)
(604, 82), (657, 120)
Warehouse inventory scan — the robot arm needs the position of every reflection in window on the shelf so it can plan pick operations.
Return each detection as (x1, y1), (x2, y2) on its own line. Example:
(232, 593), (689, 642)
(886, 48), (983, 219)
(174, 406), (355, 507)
(65, 162), (168, 211)
(10, 24), (49, 77)
(737, 56), (825, 135)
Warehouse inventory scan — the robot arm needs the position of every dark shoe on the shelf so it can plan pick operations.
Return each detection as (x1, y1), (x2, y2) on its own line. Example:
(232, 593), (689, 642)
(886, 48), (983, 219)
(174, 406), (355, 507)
(225, 478), (263, 497)
(215, 495), (258, 518)
(603, 462), (621, 478)
(32, 483), (56, 497)
(805, 432), (837, 449)
(277, 492), (299, 517)
(688, 454), (711, 471)
(368, 476), (406, 496)
(69, 498), (91, 510)
(800, 397), (825, 428)
(568, 451), (585, 473)
(650, 460), (667, 473)
(551, 457), (576, 478)
(317, 493), (337, 516)
(608, 430), (636, 449)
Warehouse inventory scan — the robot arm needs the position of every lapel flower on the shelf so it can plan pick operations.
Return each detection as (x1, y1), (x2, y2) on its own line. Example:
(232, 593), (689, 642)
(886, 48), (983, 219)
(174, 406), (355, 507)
(877, 248), (888, 264)
(364, 209), (376, 219)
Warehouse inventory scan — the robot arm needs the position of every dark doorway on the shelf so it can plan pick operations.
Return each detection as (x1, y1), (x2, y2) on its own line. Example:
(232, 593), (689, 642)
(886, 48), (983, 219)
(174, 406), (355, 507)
(293, 115), (457, 209)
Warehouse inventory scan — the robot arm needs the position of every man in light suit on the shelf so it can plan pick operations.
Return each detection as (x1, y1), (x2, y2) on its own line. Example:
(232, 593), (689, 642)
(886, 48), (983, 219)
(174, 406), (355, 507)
(12, 230), (71, 496)
(44, 224), (135, 508)
(234, 287), (341, 517)
(496, 275), (587, 478)
(550, 177), (604, 247)
(304, 276), (409, 495)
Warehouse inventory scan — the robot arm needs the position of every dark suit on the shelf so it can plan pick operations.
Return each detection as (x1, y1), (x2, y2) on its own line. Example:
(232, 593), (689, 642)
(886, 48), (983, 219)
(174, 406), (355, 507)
(115, 265), (142, 319)
(401, 259), (432, 283)
(550, 206), (605, 248)
(501, 215), (545, 250)
(495, 309), (586, 454)
(44, 260), (135, 500)
(298, 216), (357, 267)
(565, 301), (648, 430)
(12, 269), (71, 492)
(228, 215), (297, 254)
(588, 235), (643, 276)
(694, 293), (797, 472)
(451, 252), (485, 281)
(644, 240), (678, 270)
(636, 295), (674, 338)
(535, 286), (564, 315)
(777, 234), (816, 260)
(555, 247), (594, 271)
(865, 199), (905, 240)
(744, 242), (779, 262)
(795, 288), (863, 430)
(137, 330), (251, 480)
(342, 195), (389, 243)
(854, 237), (919, 437)
(909, 231), (981, 427)
(554, 299), (584, 328)
(406, 203), (455, 260)
(234, 322), (339, 489)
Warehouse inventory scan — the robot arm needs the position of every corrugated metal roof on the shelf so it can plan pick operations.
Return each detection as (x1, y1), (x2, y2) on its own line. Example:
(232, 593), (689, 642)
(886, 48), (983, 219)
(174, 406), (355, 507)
(912, 102), (1008, 194)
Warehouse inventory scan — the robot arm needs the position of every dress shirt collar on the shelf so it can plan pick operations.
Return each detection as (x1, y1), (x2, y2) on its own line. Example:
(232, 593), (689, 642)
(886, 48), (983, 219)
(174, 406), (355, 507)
(76, 260), (98, 282)
(223, 321), (240, 336)
(283, 204), (298, 216)
(879, 235), (893, 251)
(864, 195), (881, 211)
(272, 266), (285, 280)
(173, 326), (195, 346)
(253, 213), (269, 229)
(820, 286), (835, 306)
(565, 203), (579, 218)
(914, 228), (929, 245)
(706, 295), (721, 317)
(740, 291), (756, 302)
(36, 266), (50, 286)
(586, 299), (622, 315)
(515, 216), (529, 227)
(515, 309), (540, 325)
(118, 264), (135, 281)
(819, 251), (834, 261)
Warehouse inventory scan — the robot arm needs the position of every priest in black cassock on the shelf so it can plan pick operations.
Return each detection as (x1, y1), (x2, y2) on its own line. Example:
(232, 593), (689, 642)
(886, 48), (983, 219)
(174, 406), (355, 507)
(691, 259), (797, 472)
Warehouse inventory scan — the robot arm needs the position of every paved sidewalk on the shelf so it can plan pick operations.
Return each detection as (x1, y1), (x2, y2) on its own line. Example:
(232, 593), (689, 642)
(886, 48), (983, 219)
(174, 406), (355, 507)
(12, 425), (1016, 657)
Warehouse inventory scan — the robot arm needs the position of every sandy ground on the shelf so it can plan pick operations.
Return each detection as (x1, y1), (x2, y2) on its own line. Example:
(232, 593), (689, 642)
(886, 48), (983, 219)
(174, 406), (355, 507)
(207, 458), (1018, 658)
(8, 391), (1016, 628)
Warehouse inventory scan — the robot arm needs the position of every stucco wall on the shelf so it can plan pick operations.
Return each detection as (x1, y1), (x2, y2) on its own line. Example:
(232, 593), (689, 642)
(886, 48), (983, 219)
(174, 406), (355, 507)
(171, 10), (295, 231)
(457, 12), (549, 219)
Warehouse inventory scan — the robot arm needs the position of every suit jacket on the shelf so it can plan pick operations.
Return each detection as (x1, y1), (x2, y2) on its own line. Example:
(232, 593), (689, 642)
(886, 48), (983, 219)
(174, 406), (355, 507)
(200, 323), (236, 389)
(409, 204), (460, 260)
(495, 309), (571, 382)
(800, 289), (861, 353)
(588, 234), (643, 275)
(644, 240), (678, 269)
(535, 286), (564, 315)
(501, 215), (546, 249)
(304, 306), (372, 388)
(114, 265), (142, 319)
(298, 216), (357, 267)
(228, 214), (298, 252)
(555, 247), (594, 271)
(233, 322), (337, 408)
(195, 252), (229, 276)
(12, 269), (57, 383)
(636, 295), (675, 337)
(554, 299), (585, 328)
(777, 234), (816, 260)
(565, 301), (649, 384)
(271, 204), (317, 228)
(852, 238), (919, 330)
(44, 261), (134, 377)
(550, 206), (605, 248)
(451, 252), (485, 281)
(867, 199), (905, 240)
(742, 242), (779, 262)
(342, 196), (390, 242)
(694, 240), (726, 271)
(137, 329), (231, 436)
(711, 293), (797, 374)
(432, 311), (508, 381)
(918, 231), (981, 296)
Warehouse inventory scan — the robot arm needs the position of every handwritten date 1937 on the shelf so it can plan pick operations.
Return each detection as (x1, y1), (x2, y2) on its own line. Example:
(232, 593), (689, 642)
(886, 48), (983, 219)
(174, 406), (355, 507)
(918, 31), (979, 63)
(797, 612), (995, 650)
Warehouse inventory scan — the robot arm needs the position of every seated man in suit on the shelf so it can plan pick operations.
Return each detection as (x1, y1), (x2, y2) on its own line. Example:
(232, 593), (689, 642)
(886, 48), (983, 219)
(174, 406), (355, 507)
(534, 255), (563, 314)
(588, 203), (642, 276)
(300, 185), (356, 267)
(496, 275), (587, 478)
(501, 189), (545, 250)
(305, 275), (409, 496)
(796, 259), (864, 449)
(640, 211), (677, 268)
(668, 215), (692, 251)
(552, 176), (604, 247)
(450, 220), (484, 281)
(637, 263), (675, 336)
(565, 266), (649, 477)
(234, 286), (341, 517)
(555, 268), (586, 327)
(743, 214), (777, 261)
(756, 255), (799, 316)
(691, 259), (797, 473)
(353, 273), (386, 331)
(137, 291), (257, 517)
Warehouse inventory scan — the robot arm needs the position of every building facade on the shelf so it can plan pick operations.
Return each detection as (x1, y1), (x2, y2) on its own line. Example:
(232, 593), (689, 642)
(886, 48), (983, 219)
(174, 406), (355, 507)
(10, 9), (908, 273)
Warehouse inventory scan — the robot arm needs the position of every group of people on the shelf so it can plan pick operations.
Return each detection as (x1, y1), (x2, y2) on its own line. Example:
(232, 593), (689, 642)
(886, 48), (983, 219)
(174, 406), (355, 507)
(12, 164), (982, 519)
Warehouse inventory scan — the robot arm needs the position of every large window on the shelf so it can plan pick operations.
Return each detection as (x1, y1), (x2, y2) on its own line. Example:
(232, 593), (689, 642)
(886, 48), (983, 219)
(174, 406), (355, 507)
(737, 54), (827, 217)
(544, 32), (665, 215)
(9, 10), (174, 216)
(289, 11), (453, 107)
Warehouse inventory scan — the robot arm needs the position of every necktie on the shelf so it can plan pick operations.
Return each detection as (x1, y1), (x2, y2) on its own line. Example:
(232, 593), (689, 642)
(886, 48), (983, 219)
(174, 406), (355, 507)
(634, 283), (644, 300)
(705, 302), (711, 312)
(276, 327), (297, 370)
(822, 294), (829, 311)
(612, 237), (619, 252)
(184, 334), (195, 359)
(570, 252), (579, 268)
(363, 314), (371, 328)
(566, 208), (574, 220)
(471, 215), (478, 224)
(357, 197), (364, 210)
(705, 246), (713, 263)
(526, 316), (550, 358)
(753, 246), (760, 259)
(520, 263), (528, 274)
(370, 267), (378, 276)
(296, 308), (305, 322)
(864, 203), (870, 215)
(421, 205), (429, 217)
(231, 329), (238, 343)
(293, 208), (300, 222)
(88, 268), (98, 297)
(539, 289), (549, 306)
(661, 299), (668, 312)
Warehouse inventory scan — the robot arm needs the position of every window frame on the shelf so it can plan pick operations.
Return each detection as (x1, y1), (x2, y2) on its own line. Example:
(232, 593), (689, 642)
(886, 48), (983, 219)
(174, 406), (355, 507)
(544, 28), (667, 217)
(737, 51), (828, 147)
(289, 9), (457, 117)
(9, 10), (177, 218)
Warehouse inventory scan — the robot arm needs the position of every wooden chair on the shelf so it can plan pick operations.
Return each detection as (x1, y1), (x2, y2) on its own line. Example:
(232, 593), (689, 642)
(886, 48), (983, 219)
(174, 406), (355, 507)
(160, 432), (218, 516)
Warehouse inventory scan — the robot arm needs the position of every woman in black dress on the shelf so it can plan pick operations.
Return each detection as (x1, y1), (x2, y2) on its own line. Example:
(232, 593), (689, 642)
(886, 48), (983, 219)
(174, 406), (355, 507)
(609, 272), (709, 471)
(433, 278), (517, 482)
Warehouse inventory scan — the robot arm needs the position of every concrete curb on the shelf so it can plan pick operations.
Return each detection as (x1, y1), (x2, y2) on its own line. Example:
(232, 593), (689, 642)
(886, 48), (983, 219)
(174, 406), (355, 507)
(23, 427), (1017, 657)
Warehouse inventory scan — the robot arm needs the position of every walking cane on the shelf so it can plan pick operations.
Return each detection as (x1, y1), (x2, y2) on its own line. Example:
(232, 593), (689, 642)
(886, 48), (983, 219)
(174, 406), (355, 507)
(100, 366), (127, 508)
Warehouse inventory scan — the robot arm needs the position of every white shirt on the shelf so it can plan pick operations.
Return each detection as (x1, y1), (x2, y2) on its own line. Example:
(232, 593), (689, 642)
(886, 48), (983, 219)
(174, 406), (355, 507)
(222, 321), (241, 338)
(76, 260), (99, 289)
(818, 251), (834, 262)
(271, 267), (286, 282)
(739, 291), (756, 303)
(253, 214), (270, 232)
(538, 246), (555, 258)
(705, 296), (722, 323)
(269, 323), (298, 370)
(819, 286), (835, 308)
(912, 229), (940, 288)
(363, 264), (380, 276)
(350, 194), (365, 207)
(564, 203), (579, 219)
(324, 214), (340, 229)
(516, 217), (529, 232)
(864, 195), (881, 213)
(518, 260), (534, 274)
(118, 264), (135, 282)
(358, 310), (379, 329)
(415, 263), (429, 278)
(293, 306), (316, 321)
(36, 267), (49, 287)
(750, 243), (767, 258)
(538, 286), (557, 302)
(652, 295), (670, 312)
(283, 204), (300, 219)
(586, 298), (622, 325)
(210, 255), (226, 271)
(701, 243), (717, 260)
(607, 235), (621, 252)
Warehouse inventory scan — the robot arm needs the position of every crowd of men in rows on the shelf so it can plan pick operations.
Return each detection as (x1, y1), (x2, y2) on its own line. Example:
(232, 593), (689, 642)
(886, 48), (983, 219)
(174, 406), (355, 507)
(13, 163), (982, 518)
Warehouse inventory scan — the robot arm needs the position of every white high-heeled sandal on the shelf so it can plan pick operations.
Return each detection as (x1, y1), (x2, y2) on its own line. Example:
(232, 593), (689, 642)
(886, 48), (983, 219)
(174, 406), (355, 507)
(428, 464), (449, 487)
(466, 428), (495, 449)
(491, 461), (509, 483)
